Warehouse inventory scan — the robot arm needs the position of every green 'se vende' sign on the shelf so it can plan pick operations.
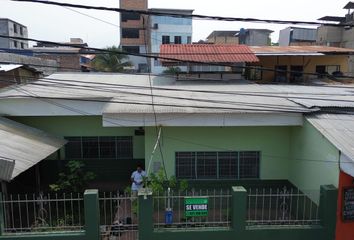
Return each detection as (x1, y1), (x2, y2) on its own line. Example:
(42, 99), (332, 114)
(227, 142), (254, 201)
(184, 197), (209, 217)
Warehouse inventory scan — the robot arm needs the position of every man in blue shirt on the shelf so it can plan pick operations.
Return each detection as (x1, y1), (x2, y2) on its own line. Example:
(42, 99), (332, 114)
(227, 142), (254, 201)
(131, 164), (146, 196)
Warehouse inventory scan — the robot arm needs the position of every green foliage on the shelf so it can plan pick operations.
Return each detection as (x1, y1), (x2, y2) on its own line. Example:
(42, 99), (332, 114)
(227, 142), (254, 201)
(49, 160), (96, 193)
(145, 168), (188, 195)
(92, 45), (132, 72)
(163, 67), (182, 74)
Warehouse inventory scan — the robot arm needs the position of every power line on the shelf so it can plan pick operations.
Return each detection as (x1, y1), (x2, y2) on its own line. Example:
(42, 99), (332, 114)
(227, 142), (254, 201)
(1, 73), (354, 109)
(0, 75), (340, 114)
(10, 0), (353, 27)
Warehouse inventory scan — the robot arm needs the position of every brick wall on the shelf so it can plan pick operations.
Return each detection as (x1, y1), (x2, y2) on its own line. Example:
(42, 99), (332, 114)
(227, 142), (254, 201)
(119, 0), (148, 46)
(37, 55), (81, 72)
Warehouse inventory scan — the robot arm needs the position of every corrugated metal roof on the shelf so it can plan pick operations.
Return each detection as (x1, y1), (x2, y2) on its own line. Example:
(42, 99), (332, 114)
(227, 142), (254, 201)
(250, 46), (354, 55)
(3, 73), (354, 115)
(160, 44), (259, 63)
(318, 16), (346, 22)
(0, 73), (313, 114)
(0, 64), (23, 72)
(306, 114), (354, 177)
(0, 117), (67, 181)
(267, 85), (354, 109)
(344, 2), (354, 9)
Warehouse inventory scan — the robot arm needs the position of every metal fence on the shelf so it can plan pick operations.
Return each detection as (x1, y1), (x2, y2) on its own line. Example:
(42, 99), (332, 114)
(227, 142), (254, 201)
(1, 193), (84, 234)
(99, 192), (138, 240)
(246, 187), (321, 227)
(153, 189), (231, 231)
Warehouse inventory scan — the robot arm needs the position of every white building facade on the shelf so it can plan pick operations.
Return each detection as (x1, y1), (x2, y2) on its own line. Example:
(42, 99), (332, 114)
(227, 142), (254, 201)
(149, 9), (193, 74)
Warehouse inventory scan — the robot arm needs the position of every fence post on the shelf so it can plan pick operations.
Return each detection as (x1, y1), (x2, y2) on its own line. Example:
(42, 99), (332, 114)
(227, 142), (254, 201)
(84, 189), (100, 240)
(319, 185), (338, 240)
(138, 189), (153, 240)
(0, 192), (3, 236)
(231, 186), (247, 232)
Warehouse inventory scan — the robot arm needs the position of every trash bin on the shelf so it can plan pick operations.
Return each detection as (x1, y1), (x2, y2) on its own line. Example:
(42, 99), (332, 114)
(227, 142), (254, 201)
(165, 208), (173, 225)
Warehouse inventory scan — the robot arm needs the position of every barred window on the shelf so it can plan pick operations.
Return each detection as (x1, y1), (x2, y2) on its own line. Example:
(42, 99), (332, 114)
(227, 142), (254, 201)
(64, 136), (133, 160)
(175, 151), (260, 180)
(218, 152), (238, 179)
(176, 152), (196, 179)
(239, 151), (260, 179)
(196, 152), (217, 179)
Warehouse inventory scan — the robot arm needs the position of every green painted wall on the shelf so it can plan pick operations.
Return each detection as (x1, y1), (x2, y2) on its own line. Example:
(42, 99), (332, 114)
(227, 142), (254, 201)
(144, 126), (291, 179)
(10, 116), (145, 159)
(289, 119), (340, 202)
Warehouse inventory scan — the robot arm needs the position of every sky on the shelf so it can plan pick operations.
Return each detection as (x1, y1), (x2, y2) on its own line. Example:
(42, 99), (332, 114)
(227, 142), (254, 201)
(0, 0), (351, 48)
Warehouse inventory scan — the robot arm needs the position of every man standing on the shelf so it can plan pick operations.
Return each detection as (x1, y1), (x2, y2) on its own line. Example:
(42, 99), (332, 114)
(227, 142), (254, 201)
(131, 164), (146, 196)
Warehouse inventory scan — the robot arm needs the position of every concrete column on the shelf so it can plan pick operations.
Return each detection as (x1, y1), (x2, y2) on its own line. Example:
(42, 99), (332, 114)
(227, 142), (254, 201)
(231, 186), (247, 232)
(138, 189), (153, 240)
(84, 189), (100, 240)
(319, 185), (338, 240)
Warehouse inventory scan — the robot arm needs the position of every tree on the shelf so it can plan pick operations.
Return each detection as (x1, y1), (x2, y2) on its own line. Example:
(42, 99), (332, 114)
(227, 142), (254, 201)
(92, 46), (132, 72)
(49, 160), (96, 193)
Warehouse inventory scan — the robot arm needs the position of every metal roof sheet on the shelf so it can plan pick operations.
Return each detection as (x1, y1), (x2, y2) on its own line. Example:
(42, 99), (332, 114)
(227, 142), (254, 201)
(318, 16), (346, 22)
(160, 44), (259, 63)
(306, 114), (354, 177)
(0, 64), (23, 72)
(250, 46), (354, 55)
(267, 85), (354, 109)
(0, 117), (66, 181)
(344, 2), (354, 9)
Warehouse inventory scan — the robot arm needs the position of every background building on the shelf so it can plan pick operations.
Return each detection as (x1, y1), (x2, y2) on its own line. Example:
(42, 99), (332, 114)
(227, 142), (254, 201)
(317, 2), (354, 74)
(206, 31), (239, 44)
(31, 38), (92, 72)
(149, 8), (193, 74)
(0, 18), (28, 49)
(279, 27), (317, 46)
(119, 0), (149, 73)
(237, 28), (273, 46)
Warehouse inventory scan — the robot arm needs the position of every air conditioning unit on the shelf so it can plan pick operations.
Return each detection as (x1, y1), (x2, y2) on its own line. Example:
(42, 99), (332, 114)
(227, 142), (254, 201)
(153, 23), (158, 29)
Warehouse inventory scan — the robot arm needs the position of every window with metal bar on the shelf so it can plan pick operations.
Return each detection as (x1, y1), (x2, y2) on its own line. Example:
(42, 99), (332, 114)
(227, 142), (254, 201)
(239, 151), (260, 179)
(218, 152), (238, 179)
(175, 152), (196, 179)
(196, 152), (217, 179)
(175, 151), (260, 180)
(64, 136), (133, 160)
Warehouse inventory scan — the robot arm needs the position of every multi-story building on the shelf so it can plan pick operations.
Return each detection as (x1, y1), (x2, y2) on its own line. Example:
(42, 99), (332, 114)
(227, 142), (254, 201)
(317, 1), (354, 73)
(206, 31), (239, 44)
(119, 0), (149, 73)
(149, 8), (193, 74)
(279, 27), (317, 46)
(0, 18), (28, 49)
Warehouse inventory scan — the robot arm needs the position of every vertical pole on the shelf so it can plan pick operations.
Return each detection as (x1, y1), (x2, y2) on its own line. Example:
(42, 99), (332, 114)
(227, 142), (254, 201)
(0, 192), (4, 236)
(319, 185), (338, 240)
(138, 189), (153, 240)
(231, 186), (247, 232)
(84, 189), (100, 240)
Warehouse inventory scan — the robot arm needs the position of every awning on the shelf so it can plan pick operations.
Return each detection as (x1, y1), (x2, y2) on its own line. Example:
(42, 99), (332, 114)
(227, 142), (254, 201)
(0, 117), (66, 181)
(306, 114), (354, 177)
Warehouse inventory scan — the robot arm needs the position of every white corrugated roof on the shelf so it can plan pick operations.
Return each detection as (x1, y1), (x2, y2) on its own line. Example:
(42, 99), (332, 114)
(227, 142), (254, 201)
(306, 114), (354, 177)
(0, 64), (23, 72)
(1, 73), (354, 114)
(0, 73), (312, 114)
(266, 85), (354, 108)
(0, 117), (67, 181)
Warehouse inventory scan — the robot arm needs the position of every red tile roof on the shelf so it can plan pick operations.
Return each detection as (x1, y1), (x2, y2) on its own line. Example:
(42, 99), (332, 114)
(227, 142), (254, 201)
(159, 44), (259, 64)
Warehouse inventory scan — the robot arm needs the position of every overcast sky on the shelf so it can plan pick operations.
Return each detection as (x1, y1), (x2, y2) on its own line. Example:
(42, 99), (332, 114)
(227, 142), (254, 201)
(0, 0), (351, 47)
